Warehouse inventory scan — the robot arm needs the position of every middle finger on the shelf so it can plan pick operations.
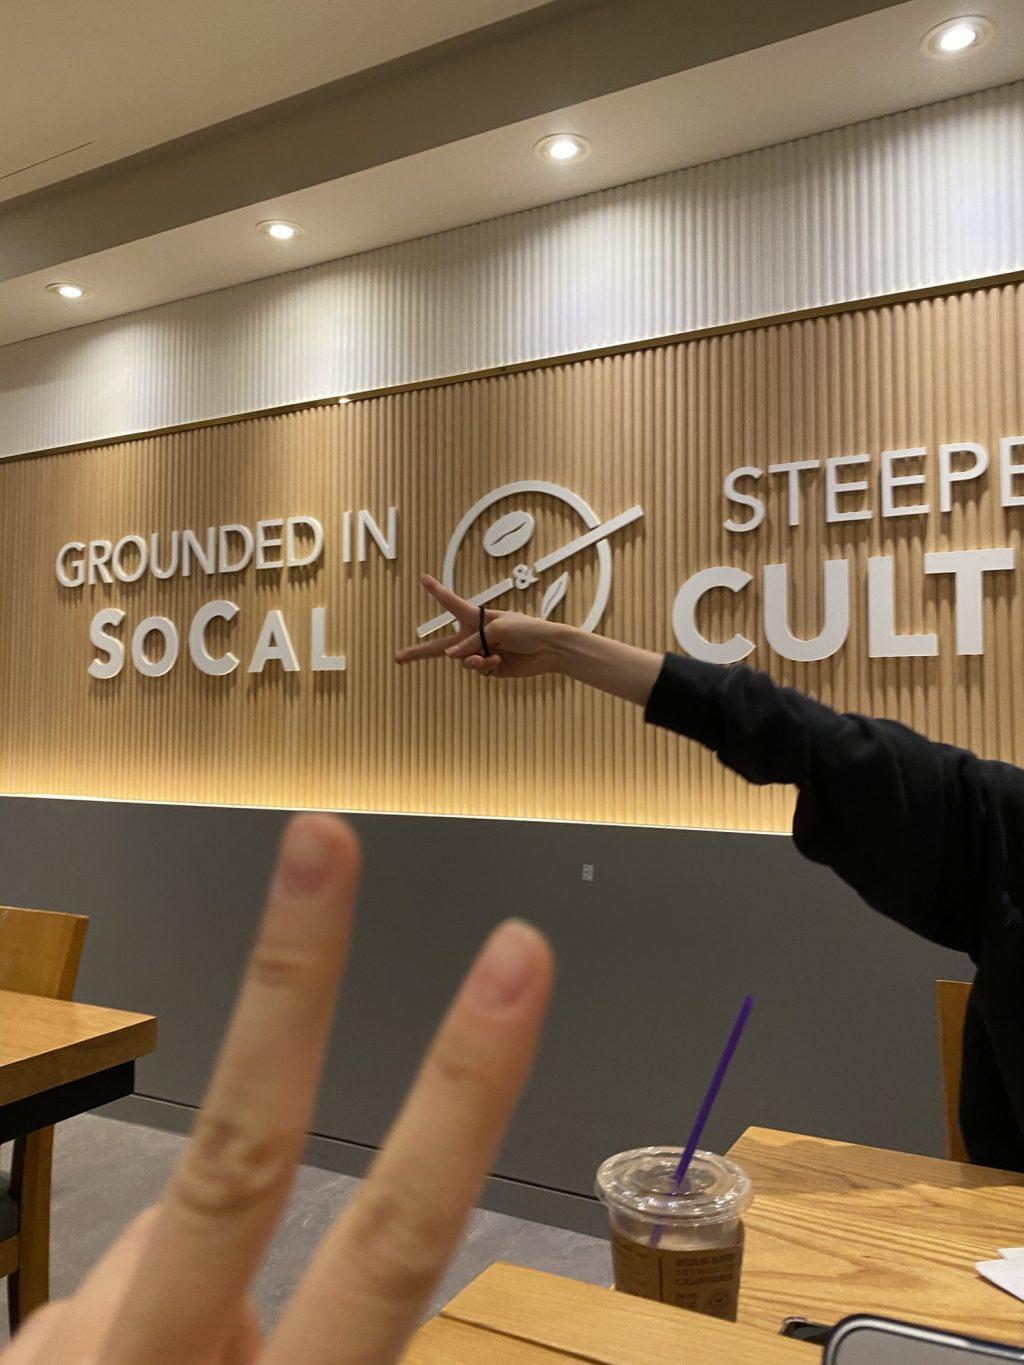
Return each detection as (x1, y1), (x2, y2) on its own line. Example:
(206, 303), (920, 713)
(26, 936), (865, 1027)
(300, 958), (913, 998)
(104, 814), (360, 1364)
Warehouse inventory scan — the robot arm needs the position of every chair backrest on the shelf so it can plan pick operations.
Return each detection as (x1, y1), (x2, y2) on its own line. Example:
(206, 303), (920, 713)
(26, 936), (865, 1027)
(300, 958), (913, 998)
(0, 906), (88, 1001)
(936, 979), (972, 1164)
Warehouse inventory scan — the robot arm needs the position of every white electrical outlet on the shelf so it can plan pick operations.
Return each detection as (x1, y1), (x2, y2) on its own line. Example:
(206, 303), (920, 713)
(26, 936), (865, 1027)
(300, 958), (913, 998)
(582, 864), (594, 882)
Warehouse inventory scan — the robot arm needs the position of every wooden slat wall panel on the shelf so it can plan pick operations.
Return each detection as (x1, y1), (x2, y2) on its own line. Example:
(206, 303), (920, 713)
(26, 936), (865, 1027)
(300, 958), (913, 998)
(1, 285), (1022, 830)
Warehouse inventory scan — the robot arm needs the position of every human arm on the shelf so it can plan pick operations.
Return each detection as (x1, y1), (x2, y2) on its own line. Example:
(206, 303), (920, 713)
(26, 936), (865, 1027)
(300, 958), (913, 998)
(397, 577), (1018, 957)
(395, 575), (663, 704)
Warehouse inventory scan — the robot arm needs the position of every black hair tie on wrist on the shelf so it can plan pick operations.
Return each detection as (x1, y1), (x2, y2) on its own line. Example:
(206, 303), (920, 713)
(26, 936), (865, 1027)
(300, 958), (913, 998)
(479, 605), (491, 657)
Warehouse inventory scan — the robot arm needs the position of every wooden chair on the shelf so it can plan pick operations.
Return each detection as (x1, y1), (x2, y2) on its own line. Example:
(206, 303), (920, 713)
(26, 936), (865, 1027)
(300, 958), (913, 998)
(936, 979), (972, 1164)
(0, 906), (88, 1332)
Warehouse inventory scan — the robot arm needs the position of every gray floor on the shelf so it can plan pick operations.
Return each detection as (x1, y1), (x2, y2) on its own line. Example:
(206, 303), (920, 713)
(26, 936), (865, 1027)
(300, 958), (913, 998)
(1, 1113), (612, 1343)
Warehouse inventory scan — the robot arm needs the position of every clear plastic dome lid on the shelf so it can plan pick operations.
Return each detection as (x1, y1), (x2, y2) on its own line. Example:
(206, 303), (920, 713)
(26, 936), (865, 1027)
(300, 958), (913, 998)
(595, 1147), (752, 1225)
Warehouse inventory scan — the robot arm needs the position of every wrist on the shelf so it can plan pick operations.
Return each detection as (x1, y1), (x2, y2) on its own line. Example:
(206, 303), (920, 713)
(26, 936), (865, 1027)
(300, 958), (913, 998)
(544, 623), (584, 675)
(545, 623), (601, 679)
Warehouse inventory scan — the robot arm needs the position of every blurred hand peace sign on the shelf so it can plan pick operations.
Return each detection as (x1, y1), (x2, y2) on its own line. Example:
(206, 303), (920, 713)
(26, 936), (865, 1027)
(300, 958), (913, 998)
(3, 815), (553, 1365)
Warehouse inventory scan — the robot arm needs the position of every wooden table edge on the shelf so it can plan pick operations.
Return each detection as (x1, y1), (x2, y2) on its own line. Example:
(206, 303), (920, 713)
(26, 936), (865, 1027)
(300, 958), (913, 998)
(0, 994), (157, 1106)
(728, 1124), (1024, 1184)
(439, 1263), (811, 1362)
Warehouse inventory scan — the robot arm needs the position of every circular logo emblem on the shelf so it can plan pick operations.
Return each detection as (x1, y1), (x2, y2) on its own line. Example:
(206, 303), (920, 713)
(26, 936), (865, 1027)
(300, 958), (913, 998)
(416, 480), (643, 640)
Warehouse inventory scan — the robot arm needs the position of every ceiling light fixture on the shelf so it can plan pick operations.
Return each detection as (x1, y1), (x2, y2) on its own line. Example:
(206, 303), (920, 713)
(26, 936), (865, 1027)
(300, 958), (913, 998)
(45, 282), (92, 299)
(256, 220), (304, 241)
(923, 16), (992, 55)
(535, 133), (590, 165)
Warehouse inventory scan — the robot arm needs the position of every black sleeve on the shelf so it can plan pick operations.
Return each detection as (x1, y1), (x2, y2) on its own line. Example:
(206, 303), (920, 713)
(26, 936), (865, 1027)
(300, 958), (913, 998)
(644, 654), (1020, 958)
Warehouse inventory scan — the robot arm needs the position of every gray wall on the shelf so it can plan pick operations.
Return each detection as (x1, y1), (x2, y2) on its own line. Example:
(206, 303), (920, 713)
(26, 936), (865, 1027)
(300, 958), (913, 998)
(0, 795), (969, 1234)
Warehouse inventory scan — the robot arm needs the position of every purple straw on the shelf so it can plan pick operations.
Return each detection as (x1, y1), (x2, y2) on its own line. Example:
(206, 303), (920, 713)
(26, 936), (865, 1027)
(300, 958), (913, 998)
(650, 994), (754, 1248)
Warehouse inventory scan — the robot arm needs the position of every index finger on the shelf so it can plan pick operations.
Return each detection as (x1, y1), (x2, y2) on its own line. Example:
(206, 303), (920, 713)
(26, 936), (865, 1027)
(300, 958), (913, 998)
(395, 576), (476, 662)
(104, 814), (361, 1364)
(419, 574), (478, 627)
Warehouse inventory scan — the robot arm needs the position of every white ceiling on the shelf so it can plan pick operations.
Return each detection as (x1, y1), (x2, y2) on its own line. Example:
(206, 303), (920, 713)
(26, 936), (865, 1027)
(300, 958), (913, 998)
(0, 0), (548, 200)
(3, 0), (1023, 348)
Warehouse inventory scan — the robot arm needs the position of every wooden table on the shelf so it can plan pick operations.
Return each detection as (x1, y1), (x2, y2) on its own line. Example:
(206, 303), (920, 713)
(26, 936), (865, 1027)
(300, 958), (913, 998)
(732, 1125), (1024, 1343)
(0, 990), (156, 1142)
(407, 1126), (1024, 1360)
(403, 1263), (810, 1363)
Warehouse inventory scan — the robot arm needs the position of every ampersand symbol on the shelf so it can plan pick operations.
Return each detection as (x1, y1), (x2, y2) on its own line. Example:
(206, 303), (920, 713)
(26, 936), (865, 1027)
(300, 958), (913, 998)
(513, 563), (538, 589)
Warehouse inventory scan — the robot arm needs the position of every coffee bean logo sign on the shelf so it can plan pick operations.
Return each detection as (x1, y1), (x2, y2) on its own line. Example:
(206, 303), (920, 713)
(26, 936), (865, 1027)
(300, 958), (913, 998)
(416, 480), (644, 640)
(482, 511), (536, 558)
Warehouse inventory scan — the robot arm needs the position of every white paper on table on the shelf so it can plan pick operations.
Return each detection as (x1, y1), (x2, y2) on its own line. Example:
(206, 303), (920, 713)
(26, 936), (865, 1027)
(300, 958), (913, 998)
(999, 1248), (1024, 1259)
(977, 1256), (1024, 1301)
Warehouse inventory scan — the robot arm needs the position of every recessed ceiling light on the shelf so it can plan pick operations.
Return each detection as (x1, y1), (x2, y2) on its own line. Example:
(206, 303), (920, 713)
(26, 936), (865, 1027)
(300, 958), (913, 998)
(45, 282), (92, 300)
(256, 220), (304, 241)
(923, 16), (992, 56)
(535, 133), (590, 165)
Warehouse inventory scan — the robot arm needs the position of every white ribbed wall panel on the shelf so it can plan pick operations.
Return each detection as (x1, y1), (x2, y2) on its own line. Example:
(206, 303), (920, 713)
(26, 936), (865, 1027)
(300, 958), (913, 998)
(2, 80), (1023, 459)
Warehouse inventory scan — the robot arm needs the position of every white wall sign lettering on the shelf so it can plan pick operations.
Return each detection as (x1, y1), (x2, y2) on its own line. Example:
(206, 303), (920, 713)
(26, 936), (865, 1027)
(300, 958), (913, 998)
(53, 434), (1024, 680)
(683, 434), (1024, 665)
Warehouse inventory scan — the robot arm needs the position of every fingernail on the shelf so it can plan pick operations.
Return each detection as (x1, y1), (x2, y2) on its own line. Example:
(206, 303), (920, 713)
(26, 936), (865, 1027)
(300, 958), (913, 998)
(468, 921), (539, 1011)
(277, 817), (335, 893)
(445, 646), (458, 656)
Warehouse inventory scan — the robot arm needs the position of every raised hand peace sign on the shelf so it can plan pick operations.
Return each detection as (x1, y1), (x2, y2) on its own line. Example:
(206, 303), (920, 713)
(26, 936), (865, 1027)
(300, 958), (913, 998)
(395, 576), (567, 679)
(3, 815), (552, 1365)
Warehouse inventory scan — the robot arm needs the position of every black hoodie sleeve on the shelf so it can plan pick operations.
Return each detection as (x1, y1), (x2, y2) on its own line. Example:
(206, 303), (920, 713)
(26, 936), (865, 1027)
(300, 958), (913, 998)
(644, 654), (1023, 959)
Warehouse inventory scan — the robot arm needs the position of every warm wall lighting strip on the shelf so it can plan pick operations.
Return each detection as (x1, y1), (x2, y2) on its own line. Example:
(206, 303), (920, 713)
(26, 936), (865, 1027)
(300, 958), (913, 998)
(0, 790), (785, 837)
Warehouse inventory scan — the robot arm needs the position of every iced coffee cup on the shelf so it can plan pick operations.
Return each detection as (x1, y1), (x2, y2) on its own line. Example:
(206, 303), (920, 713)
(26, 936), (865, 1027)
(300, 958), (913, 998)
(595, 1146), (752, 1320)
